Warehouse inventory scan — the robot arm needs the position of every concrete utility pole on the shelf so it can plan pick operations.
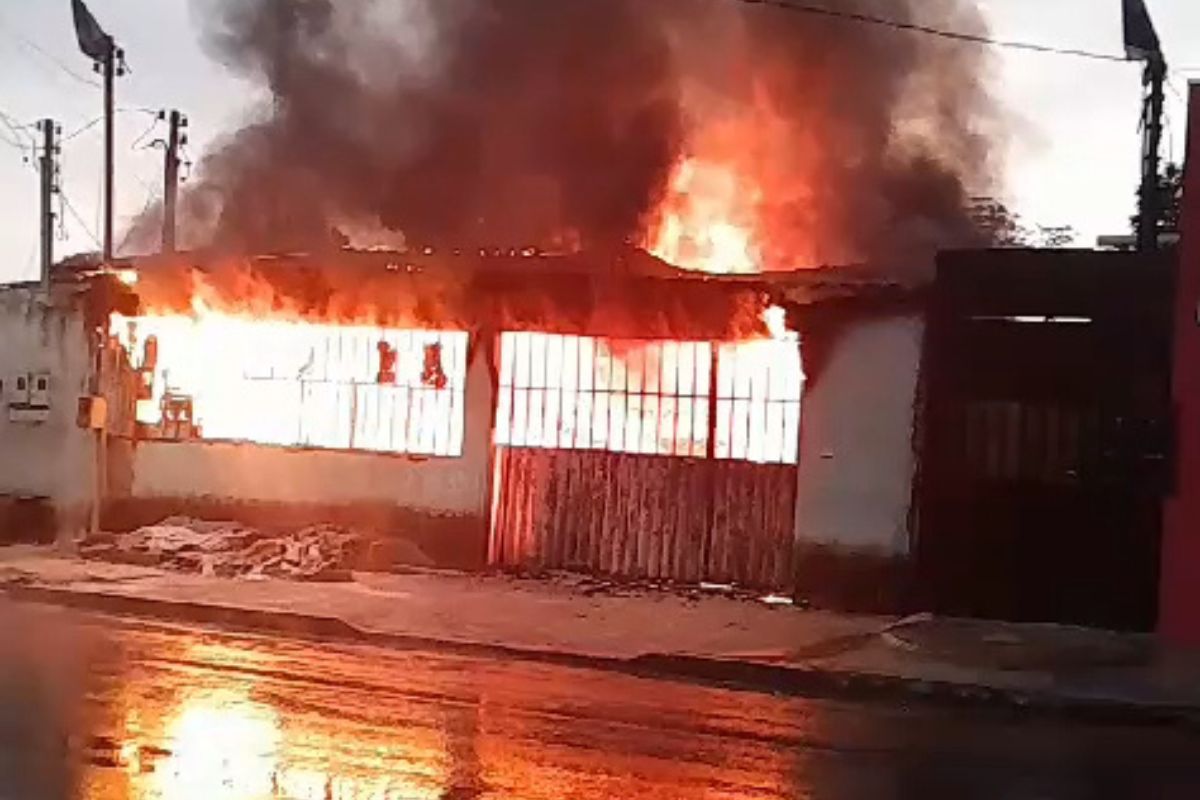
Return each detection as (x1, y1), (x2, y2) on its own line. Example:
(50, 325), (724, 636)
(1137, 55), (1168, 252)
(38, 119), (59, 294)
(161, 110), (186, 253)
(102, 48), (117, 263)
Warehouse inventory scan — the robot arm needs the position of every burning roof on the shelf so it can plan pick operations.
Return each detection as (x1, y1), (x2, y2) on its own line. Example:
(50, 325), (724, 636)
(59, 243), (912, 343)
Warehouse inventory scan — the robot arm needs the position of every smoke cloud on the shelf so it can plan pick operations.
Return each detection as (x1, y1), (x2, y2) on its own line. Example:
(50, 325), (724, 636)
(131, 0), (1002, 274)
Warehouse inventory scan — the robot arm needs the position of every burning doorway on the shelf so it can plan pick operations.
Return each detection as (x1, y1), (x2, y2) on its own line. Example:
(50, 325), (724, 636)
(489, 330), (804, 590)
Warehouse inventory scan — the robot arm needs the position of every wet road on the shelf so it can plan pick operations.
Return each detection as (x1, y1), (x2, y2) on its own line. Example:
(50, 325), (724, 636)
(0, 606), (1198, 799)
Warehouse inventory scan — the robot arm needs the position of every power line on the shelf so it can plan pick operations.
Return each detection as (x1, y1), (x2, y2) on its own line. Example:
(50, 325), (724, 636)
(0, 109), (37, 165)
(130, 114), (163, 150)
(62, 116), (103, 144)
(0, 15), (102, 89)
(734, 0), (1130, 63)
(60, 192), (102, 250)
(0, 108), (37, 140)
(61, 109), (167, 146)
(0, 132), (25, 155)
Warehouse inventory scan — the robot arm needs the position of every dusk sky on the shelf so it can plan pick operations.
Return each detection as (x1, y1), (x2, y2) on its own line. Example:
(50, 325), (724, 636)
(0, 0), (1197, 284)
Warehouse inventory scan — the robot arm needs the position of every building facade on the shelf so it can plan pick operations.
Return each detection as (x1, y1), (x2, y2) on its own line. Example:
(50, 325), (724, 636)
(0, 254), (925, 603)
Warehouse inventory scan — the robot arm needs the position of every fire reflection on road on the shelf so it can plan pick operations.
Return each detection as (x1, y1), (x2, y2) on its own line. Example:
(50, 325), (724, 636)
(77, 626), (804, 800)
(61, 612), (1200, 800)
(82, 637), (463, 800)
(150, 688), (279, 799)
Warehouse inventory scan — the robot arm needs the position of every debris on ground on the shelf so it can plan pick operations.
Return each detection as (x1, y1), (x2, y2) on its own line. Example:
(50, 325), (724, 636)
(515, 570), (801, 607)
(80, 518), (365, 581)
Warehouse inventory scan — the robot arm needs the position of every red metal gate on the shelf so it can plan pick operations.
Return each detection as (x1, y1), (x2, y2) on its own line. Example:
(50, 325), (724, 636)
(488, 331), (802, 590)
(490, 448), (796, 589)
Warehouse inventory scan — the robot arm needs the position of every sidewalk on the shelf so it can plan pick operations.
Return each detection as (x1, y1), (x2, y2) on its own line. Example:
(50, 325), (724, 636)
(1, 545), (1198, 725)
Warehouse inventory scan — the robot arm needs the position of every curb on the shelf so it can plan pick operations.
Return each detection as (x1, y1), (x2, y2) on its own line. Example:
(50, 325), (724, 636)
(5, 583), (1199, 729)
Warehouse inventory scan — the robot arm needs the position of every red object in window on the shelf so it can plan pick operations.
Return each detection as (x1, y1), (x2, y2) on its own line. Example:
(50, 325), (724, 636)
(142, 335), (159, 372)
(422, 343), (448, 389)
(377, 340), (397, 385)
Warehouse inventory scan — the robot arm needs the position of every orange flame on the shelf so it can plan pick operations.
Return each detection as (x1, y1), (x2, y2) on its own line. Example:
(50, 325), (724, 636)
(647, 157), (764, 275)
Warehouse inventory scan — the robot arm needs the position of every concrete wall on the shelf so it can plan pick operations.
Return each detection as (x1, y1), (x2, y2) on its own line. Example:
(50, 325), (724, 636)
(794, 314), (924, 558)
(0, 286), (96, 539)
(112, 337), (496, 568)
(129, 440), (485, 514)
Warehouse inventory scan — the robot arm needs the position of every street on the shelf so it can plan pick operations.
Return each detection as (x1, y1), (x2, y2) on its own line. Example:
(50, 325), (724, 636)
(0, 605), (1197, 800)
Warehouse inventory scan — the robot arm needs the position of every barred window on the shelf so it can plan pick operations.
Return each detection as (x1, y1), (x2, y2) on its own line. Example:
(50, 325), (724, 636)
(118, 317), (468, 457)
(495, 332), (803, 464)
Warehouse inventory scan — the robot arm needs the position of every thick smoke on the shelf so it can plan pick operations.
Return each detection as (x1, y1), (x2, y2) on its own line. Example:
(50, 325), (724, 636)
(133, 0), (1001, 272)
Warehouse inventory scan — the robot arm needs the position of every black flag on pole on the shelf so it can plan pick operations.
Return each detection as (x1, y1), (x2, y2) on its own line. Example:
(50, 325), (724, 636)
(71, 0), (114, 62)
(1123, 0), (1162, 61)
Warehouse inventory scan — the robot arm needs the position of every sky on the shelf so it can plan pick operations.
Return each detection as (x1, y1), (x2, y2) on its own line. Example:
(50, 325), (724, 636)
(0, 0), (1198, 284)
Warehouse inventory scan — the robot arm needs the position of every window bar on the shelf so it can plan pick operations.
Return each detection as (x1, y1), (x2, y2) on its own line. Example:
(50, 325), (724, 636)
(673, 344), (684, 456)
(561, 337), (569, 447)
(530, 332), (541, 448)
(506, 333), (517, 449)
(433, 333), (445, 454)
(659, 341), (670, 456)
(445, 333), (457, 453)
(766, 343), (778, 464)
(622, 344), (634, 454)
(632, 345), (644, 455)
(599, 345), (610, 453)
(706, 345), (719, 461)
(549, 331), (556, 448)
(404, 331), (418, 454)
(576, 336), (586, 449)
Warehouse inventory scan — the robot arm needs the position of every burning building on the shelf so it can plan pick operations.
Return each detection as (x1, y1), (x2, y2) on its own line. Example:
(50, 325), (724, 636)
(0, 248), (923, 603)
(0, 0), (1007, 606)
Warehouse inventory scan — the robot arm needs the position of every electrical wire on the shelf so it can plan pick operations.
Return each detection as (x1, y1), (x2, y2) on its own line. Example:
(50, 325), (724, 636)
(130, 115), (163, 150)
(732, 0), (1132, 63)
(0, 127), (24, 153)
(60, 193), (103, 250)
(0, 16), (102, 89)
(0, 109), (37, 166)
(60, 109), (165, 146)
(62, 116), (102, 144)
(0, 108), (36, 142)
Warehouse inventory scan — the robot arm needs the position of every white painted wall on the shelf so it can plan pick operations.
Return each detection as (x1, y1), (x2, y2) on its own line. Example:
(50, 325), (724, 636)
(794, 314), (924, 556)
(0, 286), (96, 523)
(129, 337), (495, 517)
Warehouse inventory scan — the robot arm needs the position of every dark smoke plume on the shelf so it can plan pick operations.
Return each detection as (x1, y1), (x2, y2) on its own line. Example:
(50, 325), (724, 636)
(129, 0), (1001, 273)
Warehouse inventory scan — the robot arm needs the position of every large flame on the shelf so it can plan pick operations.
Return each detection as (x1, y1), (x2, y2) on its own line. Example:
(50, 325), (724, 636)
(648, 157), (764, 275)
(111, 297), (468, 456)
(644, 76), (829, 277)
(111, 246), (798, 459)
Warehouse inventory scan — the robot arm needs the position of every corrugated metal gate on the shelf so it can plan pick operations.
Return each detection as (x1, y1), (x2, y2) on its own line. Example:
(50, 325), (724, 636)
(490, 449), (797, 588)
(488, 332), (802, 591)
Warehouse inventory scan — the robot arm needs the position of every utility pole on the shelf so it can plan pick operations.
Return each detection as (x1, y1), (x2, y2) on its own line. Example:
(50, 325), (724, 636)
(38, 119), (60, 294)
(102, 47), (118, 263)
(1137, 54), (1167, 252)
(161, 110), (187, 253)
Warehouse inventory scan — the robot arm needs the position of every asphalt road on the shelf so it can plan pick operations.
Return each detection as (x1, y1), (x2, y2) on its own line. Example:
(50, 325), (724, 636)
(0, 604), (1197, 800)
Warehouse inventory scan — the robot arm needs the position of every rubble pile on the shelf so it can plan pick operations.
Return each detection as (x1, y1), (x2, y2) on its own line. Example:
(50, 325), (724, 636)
(82, 518), (364, 581)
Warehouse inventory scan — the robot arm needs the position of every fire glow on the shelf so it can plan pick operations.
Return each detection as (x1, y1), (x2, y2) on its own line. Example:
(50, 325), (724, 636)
(111, 302), (469, 457)
(648, 157), (764, 275)
(111, 294), (799, 464)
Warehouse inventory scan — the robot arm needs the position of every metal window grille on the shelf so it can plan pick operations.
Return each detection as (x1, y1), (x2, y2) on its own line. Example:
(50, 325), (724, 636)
(715, 340), (804, 464)
(122, 319), (468, 457)
(495, 332), (803, 464)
